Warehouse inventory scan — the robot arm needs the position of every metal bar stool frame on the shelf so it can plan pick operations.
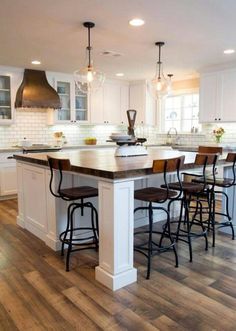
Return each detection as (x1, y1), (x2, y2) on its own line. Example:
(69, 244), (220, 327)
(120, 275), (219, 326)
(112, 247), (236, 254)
(48, 157), (99, 271)
(134, 156), (185, 279)
(163, 154), (218, 262)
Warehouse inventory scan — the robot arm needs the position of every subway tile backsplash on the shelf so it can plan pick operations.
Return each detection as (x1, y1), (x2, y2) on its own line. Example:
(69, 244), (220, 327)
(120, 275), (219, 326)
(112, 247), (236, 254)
(0, 110), (236, 147)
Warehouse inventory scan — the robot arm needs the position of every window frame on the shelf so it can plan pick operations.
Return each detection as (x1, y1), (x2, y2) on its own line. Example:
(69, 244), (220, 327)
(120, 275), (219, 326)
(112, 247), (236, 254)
(160, 88), (200, 133)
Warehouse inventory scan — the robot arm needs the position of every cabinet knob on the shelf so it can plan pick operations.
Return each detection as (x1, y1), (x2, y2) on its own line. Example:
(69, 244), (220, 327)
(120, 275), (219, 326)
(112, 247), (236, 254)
(214, 118), (217, 121)
(218, 118), (221, 121)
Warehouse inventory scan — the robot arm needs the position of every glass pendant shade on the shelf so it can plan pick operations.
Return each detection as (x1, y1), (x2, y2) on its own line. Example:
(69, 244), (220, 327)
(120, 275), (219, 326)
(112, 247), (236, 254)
(150, 42), (172, 100)
(74, 65), (105, 94)
(74, 22), (105, 94)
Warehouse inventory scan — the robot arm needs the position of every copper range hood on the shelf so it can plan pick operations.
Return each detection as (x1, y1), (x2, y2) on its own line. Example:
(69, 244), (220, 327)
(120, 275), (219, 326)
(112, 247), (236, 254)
(15, 69), (61, 109)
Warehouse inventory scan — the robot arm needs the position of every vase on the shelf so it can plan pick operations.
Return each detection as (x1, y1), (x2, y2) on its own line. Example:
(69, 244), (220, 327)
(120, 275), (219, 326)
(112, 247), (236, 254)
(215, 136), (221, 143)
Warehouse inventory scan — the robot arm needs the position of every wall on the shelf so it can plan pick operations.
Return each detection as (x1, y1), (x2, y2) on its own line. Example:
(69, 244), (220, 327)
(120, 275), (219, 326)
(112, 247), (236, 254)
(0, 108), (235, 149)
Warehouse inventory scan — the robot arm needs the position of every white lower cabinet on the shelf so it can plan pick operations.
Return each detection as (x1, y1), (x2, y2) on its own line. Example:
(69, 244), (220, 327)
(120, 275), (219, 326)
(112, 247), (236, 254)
(0, 152), (19, 197)
(22, 164), (47, 239)
(0, 164), (17, 196)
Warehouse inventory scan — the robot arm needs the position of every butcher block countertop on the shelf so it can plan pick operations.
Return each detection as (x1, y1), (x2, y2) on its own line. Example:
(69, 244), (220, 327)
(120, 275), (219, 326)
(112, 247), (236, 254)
(14, 147), (227, 180)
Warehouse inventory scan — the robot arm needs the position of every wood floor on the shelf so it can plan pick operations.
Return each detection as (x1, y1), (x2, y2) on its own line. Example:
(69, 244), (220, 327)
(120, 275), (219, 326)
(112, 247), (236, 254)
(0, 199), (236, 330)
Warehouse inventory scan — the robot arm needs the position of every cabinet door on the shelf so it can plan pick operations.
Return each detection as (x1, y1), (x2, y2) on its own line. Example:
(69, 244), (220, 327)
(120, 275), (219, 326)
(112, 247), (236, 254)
(90, 89), (104, 124)
(129, 83), (145, 125)
(199, 73), (218, 123)
(145, 82), (156, 125)
(22, 165), (47, 235)
(103, 83), (121, 124)
(75, 84), (89, 122)
(55, 80), (73, 122)
(0, 163), (17, 196)
(220, 70), (236, 122)
(120, 84), (129, 125)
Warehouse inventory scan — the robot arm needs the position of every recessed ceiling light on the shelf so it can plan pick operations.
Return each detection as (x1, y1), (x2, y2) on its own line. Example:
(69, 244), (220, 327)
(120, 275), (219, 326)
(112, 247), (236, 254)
(223, 49), (235, 55)
(129, 18), (145, 27)
(31, 60), (41, 65)
(116, 73), (124, 77)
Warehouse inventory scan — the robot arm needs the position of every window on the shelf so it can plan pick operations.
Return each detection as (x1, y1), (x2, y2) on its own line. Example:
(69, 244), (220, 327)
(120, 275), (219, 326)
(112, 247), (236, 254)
(162, 92), (200, 133)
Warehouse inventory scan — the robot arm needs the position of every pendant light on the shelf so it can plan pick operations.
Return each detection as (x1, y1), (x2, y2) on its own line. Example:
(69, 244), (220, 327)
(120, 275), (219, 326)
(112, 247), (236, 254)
(151, 42), (173, 99)
(74, 22), (105, 94)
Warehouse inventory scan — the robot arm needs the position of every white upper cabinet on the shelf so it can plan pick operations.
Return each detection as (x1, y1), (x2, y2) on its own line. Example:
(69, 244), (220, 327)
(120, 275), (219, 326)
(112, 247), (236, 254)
(0, 66), (23, 125)
(120, 84), (129, 125)
(199, 69), (236, 123)
(103, 82), (121, 124)
(129, 80), (156, 125)
(90, 80), (129, 125)
(220, 70), (236, 122)
(47, 73), (89, 125)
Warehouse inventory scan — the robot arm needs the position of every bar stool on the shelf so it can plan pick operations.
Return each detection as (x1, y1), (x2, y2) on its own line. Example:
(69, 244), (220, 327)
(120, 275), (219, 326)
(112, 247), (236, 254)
(193, 152), (236, 246)
(163, 153), (218, 262)
(133, 156), (184, 279)
(47, 156), (99, 271)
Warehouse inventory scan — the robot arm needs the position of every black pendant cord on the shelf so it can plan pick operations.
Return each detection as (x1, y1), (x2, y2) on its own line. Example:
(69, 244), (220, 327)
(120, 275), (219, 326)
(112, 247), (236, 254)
(83, 22), (95, 69)
(158, 44), (161, 79)
(87, 25), (91, 68)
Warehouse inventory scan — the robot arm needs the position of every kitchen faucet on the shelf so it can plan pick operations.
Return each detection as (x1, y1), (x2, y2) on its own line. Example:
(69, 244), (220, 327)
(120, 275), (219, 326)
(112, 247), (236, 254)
(166, 127), (179, 145)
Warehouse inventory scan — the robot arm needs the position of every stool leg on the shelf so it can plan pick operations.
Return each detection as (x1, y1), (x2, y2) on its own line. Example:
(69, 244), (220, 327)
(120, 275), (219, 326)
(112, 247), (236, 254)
(91, 205), (99, 250)
(66, 205), (77, 272)
(185, 197), (193, 262)
(176, 199), (184, 242)
(166, 209), (178, 268)
(61, 203), (74, 257)
(198, 200), (208, 251)
(224, 191), (235, 240)
(94, 206), (99, 238)
(210, 192), (216, 247)
(147, 202), (153, 280)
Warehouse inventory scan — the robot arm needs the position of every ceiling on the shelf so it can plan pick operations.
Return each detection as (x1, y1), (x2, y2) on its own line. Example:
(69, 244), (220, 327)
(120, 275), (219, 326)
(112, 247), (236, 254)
(1, 0), (236, 81)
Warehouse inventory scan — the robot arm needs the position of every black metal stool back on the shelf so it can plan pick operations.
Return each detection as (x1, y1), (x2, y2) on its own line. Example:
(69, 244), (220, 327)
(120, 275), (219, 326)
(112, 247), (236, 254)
(194, 153), (218, 188)
(225, 152), (236, 186)
(152, 156), (185, 202)
(48, 157), (71, 200)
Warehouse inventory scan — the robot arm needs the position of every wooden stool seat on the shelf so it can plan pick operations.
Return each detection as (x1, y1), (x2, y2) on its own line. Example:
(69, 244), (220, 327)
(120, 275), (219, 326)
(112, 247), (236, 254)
(60, 186), (98, 200)
(134, 187), (177, 203)
(164, 182), (205, 194)
(193, 176), (234, 187)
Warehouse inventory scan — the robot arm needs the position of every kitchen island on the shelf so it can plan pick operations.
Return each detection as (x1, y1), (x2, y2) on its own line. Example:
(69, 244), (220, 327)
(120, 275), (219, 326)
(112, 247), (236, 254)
(14, 147), (233, 290)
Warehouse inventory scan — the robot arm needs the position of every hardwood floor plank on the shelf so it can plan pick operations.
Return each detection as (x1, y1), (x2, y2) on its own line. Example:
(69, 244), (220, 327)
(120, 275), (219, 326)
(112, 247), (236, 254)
(114, 308), (159, 331)
(0, 276), (45, 331)
(0, 267), (72, 331)
(24, 270), (100, 331)
(44, 255), (125, 316)
(63, 286), (124, 330)
(152, 315), (188, 331)
(0, 303), (19, 331)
